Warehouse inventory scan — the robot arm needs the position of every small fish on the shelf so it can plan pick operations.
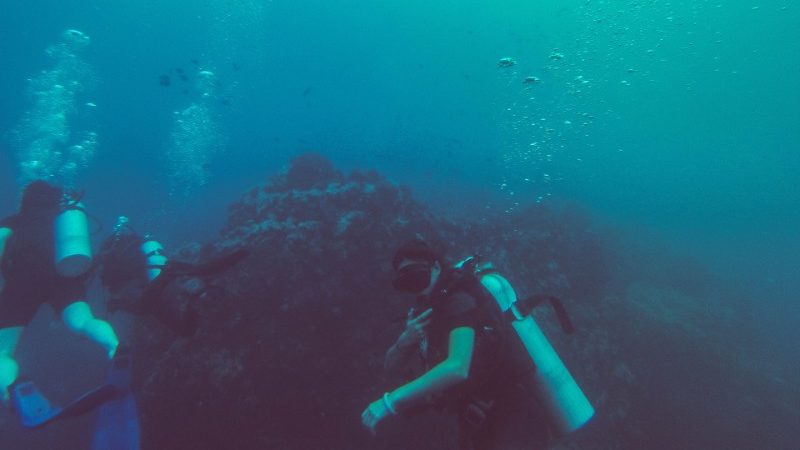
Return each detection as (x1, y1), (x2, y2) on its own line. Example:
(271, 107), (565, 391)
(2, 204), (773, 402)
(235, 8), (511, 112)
(190, 58), (200, 66)
(232, 62), (241, 71)
(497, 57), (516, 68)
(302, 87), (313, 97)
(179, 74), (189, 82)
(85, 102), (97, 107)
(523, 76), (541, 85)
(159, 75), (171, 86)
(176, 67), (184, 74)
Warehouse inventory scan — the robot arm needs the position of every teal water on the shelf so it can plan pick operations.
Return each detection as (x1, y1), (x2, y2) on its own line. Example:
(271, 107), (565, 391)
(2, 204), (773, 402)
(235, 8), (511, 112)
(0, 0), (798, 448)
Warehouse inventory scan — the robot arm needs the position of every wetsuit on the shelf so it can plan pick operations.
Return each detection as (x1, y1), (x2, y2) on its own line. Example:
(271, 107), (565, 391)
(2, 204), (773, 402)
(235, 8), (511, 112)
(0, 212), (88, 328)
(416, 269), (550, 450)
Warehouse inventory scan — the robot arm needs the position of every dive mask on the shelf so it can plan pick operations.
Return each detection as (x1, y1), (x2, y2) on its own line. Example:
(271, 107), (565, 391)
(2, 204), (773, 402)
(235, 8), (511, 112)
(392, 263), (432, 293)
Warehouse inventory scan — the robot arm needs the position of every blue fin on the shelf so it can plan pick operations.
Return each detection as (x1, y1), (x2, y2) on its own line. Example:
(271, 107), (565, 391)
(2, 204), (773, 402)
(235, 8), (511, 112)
(12, 377), (119, 428)
(60, 383), (119, 418)
(11, 351), (136, 431)
(11, 381), (63, 428)
(91, 349), (140, 450)
(91, 391), (140, 450)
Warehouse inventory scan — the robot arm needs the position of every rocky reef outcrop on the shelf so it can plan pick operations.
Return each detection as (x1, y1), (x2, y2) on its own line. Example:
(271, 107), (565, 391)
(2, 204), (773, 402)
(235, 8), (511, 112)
(132, 153), (798, 450)
(132, 153), (606, 449)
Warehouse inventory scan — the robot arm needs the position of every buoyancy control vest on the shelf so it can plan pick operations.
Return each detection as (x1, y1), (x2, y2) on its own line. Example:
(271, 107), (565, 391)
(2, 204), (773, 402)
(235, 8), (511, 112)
(446, 255), (595, 436)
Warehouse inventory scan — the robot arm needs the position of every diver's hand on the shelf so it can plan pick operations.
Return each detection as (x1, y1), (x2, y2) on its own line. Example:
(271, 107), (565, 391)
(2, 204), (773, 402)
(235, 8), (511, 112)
(361, 396), (394, 435)
(396, 308), (432, 350)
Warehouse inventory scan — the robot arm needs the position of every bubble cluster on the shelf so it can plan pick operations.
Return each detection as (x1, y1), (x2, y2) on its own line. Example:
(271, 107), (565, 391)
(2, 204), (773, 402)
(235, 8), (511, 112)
(12, 29), (98, 189)
(165, 77), (221, 198)
(195, 70), (218, 99)
(493, 1), (724, 213)
(495, 57), (571, 213)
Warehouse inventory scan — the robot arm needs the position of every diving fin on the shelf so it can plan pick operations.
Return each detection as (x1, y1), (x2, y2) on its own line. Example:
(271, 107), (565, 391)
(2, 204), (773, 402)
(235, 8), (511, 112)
(11, 381), (63, 428)
(58, 383), (119, 419)
(11, 350), (134, 429)
(91, 349), (140, 450)
(12, 376), (119, 429)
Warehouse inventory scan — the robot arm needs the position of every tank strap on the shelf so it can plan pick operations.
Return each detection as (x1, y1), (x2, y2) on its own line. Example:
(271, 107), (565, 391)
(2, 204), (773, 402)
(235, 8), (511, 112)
(517, 295), (575, 334)
(453, 256), (576, 334)
(60, 190), (86, 211)
(61, 202), (87, 213)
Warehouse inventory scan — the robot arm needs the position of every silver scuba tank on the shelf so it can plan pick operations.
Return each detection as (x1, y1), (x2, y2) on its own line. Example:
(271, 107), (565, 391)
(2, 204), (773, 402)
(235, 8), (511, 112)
(54, 197), (92, 277)
(140, 238), (167, 282)
(457, 257), (595, 435)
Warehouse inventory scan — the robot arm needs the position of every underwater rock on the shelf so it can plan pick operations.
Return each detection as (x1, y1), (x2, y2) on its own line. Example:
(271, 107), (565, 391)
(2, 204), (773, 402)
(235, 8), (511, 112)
(131, 153), (610, 449)
(134, 154), (800, 450)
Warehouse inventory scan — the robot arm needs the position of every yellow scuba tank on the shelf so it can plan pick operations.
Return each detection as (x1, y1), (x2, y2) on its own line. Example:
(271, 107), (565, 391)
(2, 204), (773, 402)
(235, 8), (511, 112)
(54, 196), (92, 277)
(456, 256), (595, 435)
(140, 238), (167, 282)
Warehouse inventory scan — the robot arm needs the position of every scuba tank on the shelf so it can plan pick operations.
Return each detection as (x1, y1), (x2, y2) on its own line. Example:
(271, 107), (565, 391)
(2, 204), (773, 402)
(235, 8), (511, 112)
(110, 216), (167, 283)
(140, 238), (167, 282)
(454, 256), (595, 435)
(54, 195), (92, 277)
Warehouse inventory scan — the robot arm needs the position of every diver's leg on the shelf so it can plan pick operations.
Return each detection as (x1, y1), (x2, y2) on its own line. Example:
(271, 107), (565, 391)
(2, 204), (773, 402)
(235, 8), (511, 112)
(0, 326), (23, 405)
(62, 301), (119, 359)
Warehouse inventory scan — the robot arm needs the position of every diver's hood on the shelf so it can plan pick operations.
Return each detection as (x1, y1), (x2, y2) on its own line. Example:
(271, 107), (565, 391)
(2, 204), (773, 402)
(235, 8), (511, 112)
(20, 181), (62, 214)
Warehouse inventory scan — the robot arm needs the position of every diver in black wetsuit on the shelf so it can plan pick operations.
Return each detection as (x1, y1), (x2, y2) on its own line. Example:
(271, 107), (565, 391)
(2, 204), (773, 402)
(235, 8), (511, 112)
(0, 181), (119, 404)
(97, 217), (247, 337)
(361, 239), (553, 450)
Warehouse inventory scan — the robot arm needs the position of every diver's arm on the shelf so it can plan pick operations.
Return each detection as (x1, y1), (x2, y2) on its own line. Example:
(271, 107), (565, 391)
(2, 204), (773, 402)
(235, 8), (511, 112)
(0, 227), (11, 263)
(164, 249), (249, 278)
(0, 228), (11, 287)
(387, 326), (475, 411)
(362, 326), (475, 433)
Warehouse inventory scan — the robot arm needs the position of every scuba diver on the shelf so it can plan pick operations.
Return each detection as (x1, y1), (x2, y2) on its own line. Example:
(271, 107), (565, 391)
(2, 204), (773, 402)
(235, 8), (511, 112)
(97, 216), (248, 337)
(361, 239), (594, 449)
(0, 181), (119, 405)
